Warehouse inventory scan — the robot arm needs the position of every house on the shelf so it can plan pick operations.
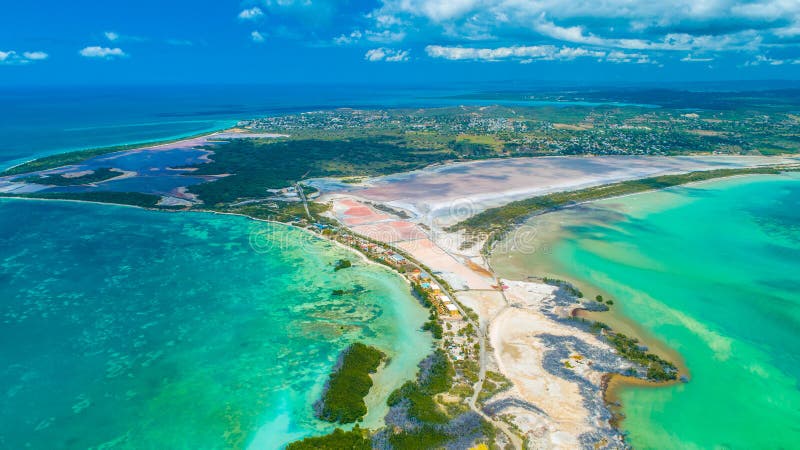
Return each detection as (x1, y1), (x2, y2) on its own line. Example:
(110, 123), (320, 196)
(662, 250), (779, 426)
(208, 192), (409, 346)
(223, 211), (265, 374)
(388, 253), (406, 264)
(429, 283), (442, 294)
(419, 271), (431, 281)
(444, 303), (459, 317)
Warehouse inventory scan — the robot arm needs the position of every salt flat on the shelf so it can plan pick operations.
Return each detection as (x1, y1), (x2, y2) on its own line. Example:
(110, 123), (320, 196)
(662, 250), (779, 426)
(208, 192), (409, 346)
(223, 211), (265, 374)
(331, 155), (800, 226)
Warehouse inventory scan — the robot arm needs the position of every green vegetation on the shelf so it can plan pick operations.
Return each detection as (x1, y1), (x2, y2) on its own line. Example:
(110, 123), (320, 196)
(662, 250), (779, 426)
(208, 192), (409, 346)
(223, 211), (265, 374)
(316, 343), (386, 424)
(543, 278), (583, 298)
(212, 201), (330, 223)
(18, 167), (122, 186)
(187, 136), (455, 205)
(422, 311), (444, 339)
(585, 320), (678, 382)
(0, 191), (161, 208)
(389, 427), (451, 449)
(334, 259), (352, 271)
(478, 371), (513, 404)
(387, 349), (454, 424)
(607, 331), (678, 381)
(449, 167), (794, 237)
(286, 427), (371, 450)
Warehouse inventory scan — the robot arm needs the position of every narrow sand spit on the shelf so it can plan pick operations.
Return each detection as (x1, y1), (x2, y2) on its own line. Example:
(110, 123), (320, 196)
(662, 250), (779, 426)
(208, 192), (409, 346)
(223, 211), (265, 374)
(326, 194), (630, 447)
(316, 156), (799, 448)
(487, 281), (630, 448)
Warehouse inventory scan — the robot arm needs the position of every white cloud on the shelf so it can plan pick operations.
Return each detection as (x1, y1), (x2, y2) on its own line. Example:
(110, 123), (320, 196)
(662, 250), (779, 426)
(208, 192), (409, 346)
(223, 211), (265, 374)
(22, 51), (48, 60)
(681, 54), (714, 62)
(425, 44), (655, 64)
(79, 46), (127, 59)
(334, 30), (363, 45)
(606, 51), (652, 64)
(365, 29), (406, 43)
(251, 31), (266, 43)
(370, 0), (800, 58)
(426, 44), (554, 61)
(745, 54), (787, 66)
(105, 31), (119, 41)
(0, 50), (49, 65)
(238, 7), (264, 20)
(364, 47), (409, 62)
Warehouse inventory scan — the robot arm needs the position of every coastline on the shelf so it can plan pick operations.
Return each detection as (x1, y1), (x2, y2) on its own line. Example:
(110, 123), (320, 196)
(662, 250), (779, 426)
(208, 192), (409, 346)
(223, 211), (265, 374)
(314, 164), (800, 448)
(0, 195), (437, 447)
(0, 123), (237, 174)
(11, 146), (800, 443)
(489, 171), (800, 447)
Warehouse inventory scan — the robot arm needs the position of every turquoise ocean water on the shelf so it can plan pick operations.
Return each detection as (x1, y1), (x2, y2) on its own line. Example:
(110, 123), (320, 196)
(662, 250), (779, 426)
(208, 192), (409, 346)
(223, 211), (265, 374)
(0, 198), (432, 449)
(493, 174), (800, 448)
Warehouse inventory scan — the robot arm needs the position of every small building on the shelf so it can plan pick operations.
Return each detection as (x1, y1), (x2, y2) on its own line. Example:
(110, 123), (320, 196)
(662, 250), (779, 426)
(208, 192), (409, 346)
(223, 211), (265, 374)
(419, 271), (431, 281)
(444, 303), (459, 317)
(429, 283), (442, 294)
(388, 253), (406, 264)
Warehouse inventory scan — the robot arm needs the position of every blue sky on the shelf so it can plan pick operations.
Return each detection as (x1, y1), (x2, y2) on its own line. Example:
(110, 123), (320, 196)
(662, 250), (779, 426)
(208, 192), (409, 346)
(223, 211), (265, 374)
(2, 0), (800, 85)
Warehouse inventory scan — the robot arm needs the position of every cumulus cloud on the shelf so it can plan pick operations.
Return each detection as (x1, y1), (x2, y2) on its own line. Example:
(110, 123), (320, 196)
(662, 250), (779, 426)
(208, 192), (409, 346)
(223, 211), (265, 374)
(606, 51), (652, 64)
(0, 50), (49, 65)
(251, 31), (266, 43)
(105, 31), (119, 41)
(681, 54), (714, 62)
(79, 46), (127, 59)
(425, 45), (554, 61)
(365, 29), (406, 43)
(334, 30), (362, 45)
(364, 47), (409, 62)
(22, 51), (48, 60)
(425, 44), (653, 64)
(744, 54), (791, 66)
(238, 7), (264, 20)
(368, 0), (800, 62)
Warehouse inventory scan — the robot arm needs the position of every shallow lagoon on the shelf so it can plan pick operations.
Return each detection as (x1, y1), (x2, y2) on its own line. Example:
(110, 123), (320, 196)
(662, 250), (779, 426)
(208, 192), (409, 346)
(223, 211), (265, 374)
(492, 173), (800, 448)
(0, 199), (432, 449)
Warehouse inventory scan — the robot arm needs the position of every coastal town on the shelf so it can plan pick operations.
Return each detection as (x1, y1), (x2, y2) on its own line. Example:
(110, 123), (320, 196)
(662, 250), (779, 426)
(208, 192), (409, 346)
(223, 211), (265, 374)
(239, 105), (800, 157)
